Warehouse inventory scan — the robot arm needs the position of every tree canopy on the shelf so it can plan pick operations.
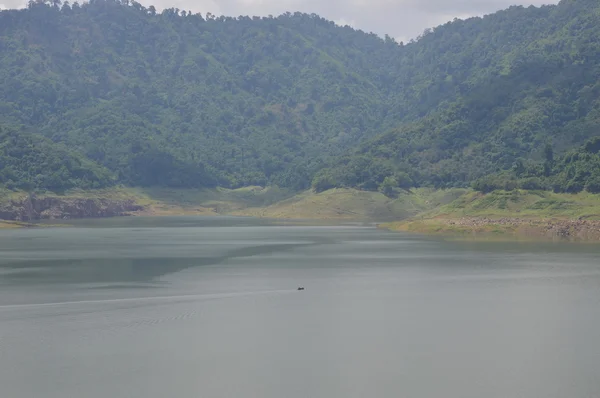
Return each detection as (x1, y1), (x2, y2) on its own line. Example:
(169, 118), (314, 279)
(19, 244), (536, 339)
(0, 0), (599, 192)
(472, 138), (600, 194)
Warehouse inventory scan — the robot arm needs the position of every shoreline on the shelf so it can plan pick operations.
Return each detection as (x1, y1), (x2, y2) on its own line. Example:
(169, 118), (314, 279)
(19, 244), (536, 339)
(0, 220), (71, 229)
(2, 187), (600, 242)
(0, 186), (460, 225)
(382, 216), (600, 242)
(6, 210), (600, 243)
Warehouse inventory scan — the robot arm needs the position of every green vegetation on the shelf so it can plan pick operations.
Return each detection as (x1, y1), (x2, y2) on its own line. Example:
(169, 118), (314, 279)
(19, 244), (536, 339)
(0, 220), (36, 229)
(0, 184), (467, 225)
(0, 0), (599, 195)
(433, 190), (600, 220)
(234, 188), (467, 220)
(472, 138), (600, 194)
(316, 0), (600, 191)
(1, 1), (402, 190)
(135, 186), (294, 214)
(383, 189), (600, 240)
(0, 126), (113, 191)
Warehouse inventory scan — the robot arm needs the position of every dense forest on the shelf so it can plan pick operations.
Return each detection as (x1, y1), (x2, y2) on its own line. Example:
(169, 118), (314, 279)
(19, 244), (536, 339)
(315, 0), (600, 193)
(0, 0), (599, 193)
(472, 137), (600, 194)
(0, 126), (113, 191)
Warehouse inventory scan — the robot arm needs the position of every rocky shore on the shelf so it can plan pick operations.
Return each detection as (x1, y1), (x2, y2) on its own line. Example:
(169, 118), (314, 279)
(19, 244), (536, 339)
(0, 194), (144, 221)
(444, 217), (600, 240)
(386, 216), (600, 241)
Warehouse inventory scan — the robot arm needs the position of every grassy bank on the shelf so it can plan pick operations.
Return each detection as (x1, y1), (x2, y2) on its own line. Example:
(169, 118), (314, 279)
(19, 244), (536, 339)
(232, 188), (467, 221)
(4, 186), (600, 241)
(0, 219), (70, 229)
(433, 190), (600, 219)
(134, 186), (294, 215)
(383, 190), (600, 241)
(0, 220), (36, 229)
(0, 186), (295, 219)
(0, 186), (467, 225)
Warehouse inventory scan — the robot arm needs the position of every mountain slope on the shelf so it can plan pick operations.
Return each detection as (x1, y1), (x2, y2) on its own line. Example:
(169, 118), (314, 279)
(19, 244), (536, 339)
(319, 0), (600, 191)
(0, 0), (599, 193)
(0, 126), (113, 191)
(0, 1), (401, 189)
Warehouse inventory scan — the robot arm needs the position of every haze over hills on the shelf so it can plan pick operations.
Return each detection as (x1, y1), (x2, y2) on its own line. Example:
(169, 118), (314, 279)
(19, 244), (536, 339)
(0, 0), (599, 195)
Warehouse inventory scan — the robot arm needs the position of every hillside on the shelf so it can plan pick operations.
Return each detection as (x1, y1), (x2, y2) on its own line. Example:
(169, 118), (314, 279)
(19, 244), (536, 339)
(0, 1), (402, 190)
(470, 138), (600, 194)
(0, 126), (113, 191)
(233, 188), (466, 221)
(319, 0), (600, 191)
(0, 0), (599, 198)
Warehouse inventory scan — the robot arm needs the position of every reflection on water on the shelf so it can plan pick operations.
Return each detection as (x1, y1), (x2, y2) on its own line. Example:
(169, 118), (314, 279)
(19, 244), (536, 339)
(1, 216), (600, 398)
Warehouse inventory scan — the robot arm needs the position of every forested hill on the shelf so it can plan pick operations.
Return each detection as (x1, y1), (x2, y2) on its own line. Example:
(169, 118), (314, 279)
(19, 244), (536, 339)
(316, 0), (600, 192)
(1, 0), (599, 193)
(0, 0), (402, 190)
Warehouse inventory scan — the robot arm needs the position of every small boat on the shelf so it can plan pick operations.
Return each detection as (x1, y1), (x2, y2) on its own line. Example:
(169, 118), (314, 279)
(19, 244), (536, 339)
(297, 287), (305, 291)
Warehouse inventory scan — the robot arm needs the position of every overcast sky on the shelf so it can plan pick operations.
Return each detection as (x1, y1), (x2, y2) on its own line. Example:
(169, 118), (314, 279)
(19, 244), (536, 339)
(1, 0), (557, 41)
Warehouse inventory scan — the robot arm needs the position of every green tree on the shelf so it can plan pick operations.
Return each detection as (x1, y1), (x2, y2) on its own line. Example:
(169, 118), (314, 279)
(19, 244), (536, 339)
(311, 171), (336, 193)
(585, 175), (600, 193)
(379, 176), (397, 197)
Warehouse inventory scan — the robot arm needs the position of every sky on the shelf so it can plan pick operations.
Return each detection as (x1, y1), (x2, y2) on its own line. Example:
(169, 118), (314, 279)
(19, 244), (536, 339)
(0, 0), (557, 41)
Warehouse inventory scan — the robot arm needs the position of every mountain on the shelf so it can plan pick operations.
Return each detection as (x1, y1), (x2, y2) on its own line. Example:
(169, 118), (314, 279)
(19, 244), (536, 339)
(0, 0), (401, 190)
(0, 0), (599, 193)
(318, 0), (600, 192)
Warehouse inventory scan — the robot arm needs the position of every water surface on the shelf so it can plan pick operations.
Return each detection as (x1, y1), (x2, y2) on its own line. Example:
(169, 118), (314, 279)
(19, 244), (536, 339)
(1, 216), (600, 398)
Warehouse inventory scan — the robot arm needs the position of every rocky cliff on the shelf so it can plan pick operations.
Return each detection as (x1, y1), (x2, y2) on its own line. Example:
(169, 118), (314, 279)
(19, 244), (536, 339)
(0, 194), (144, 221)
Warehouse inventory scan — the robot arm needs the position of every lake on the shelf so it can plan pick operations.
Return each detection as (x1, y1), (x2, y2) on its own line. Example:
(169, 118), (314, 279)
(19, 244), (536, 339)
(1, 216), (600, 398)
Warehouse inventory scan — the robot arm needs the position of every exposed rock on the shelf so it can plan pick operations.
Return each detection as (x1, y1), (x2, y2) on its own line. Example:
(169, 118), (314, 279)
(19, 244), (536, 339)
(0, 194), (144, 221)
(440, 217), (600, 241)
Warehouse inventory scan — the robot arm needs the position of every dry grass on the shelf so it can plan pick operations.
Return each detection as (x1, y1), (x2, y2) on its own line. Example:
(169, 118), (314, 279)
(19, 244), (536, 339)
(384, 190), (600, 241)
(233, 187), (467, 221)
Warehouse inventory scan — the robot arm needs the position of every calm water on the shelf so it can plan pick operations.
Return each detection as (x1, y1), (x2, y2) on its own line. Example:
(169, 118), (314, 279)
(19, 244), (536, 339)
(1, 217), (600, 398)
